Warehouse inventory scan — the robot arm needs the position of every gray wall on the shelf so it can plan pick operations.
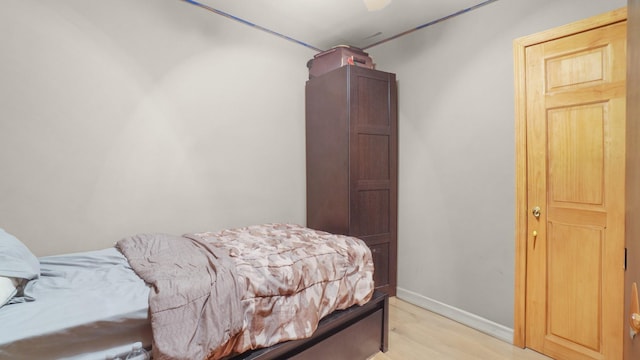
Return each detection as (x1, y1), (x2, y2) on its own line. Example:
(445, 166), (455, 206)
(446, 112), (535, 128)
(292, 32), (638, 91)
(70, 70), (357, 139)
(0, 0), (315, 256)
(368, 0), (626, 330)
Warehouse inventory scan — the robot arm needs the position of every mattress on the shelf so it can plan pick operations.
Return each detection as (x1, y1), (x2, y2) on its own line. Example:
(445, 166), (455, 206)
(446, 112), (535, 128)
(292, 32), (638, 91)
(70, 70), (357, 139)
(0, 248), (151, 360)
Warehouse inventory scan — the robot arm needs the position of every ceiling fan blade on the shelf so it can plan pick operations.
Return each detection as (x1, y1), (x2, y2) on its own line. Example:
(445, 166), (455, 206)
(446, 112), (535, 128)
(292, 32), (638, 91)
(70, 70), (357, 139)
(363, 0), (391, 11)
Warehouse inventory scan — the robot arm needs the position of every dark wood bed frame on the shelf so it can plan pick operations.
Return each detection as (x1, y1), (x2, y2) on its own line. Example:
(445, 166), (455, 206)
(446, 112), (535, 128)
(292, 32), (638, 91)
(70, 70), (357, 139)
(234, 290), (389, 360)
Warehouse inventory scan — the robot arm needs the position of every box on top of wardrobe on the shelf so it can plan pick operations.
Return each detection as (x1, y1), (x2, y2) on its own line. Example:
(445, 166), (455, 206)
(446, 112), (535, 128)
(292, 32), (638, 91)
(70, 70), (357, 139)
(307, 45), (375, 79)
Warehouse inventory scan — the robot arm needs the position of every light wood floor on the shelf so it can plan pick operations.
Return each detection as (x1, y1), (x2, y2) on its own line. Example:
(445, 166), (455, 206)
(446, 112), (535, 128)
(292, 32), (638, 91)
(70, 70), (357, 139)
(371, 297), (552, 360)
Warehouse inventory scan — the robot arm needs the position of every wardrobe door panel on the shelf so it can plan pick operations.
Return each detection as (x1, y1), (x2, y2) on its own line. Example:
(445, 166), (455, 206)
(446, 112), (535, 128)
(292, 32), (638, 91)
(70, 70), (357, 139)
(358, 134), (390, 181)
(356, 189), (391, 237)
(356, 76), (391, 127)
(369, 243), (390, 289)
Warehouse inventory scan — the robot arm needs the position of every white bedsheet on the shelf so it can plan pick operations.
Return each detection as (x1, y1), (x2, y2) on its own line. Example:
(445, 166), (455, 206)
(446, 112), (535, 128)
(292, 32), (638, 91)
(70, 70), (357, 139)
(0, 248), (151, 360)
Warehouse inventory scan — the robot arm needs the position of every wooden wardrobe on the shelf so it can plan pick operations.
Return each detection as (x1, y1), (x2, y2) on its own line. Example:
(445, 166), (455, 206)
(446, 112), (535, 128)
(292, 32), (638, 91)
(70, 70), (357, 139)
(305, 65), (397, 296)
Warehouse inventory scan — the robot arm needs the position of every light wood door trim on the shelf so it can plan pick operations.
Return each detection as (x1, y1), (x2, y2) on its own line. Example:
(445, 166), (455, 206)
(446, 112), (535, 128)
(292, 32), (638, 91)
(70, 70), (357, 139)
(625, 0), (640, 358)
(513, 7), (628, 348)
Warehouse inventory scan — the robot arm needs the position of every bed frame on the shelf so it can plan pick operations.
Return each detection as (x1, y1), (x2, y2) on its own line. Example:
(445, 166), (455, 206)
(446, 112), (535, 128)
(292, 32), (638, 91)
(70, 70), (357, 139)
(234, 290), (389, 360)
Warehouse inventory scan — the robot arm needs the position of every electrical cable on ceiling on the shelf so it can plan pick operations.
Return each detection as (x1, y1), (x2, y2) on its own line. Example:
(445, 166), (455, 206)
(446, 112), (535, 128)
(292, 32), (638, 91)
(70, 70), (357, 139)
(181, 0), (499, 52)
(180, 0), (323, 52)
(362, 0), (499, 50)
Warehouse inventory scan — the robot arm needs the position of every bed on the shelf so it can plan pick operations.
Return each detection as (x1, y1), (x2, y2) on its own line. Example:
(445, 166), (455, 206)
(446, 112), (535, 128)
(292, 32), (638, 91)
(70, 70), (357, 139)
(0, 224), (388, 360)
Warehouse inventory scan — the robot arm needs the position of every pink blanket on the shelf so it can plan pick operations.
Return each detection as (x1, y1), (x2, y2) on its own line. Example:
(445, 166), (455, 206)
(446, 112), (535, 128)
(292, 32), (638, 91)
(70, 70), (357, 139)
(118, 224), (374, 359)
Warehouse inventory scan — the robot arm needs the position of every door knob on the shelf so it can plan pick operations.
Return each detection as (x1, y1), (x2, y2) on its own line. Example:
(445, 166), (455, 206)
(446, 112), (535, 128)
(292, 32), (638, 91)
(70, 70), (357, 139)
(532, 206), (541, 219)
(631, 282), (640, 339)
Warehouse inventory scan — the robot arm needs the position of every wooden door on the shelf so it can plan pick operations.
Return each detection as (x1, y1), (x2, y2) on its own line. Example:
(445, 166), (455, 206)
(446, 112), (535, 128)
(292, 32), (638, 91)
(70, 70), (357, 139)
(514, 9), (627, 360)
(625, 0), (640, 358)
(348, 67), (398, 296)
(306, 66), (398, 296)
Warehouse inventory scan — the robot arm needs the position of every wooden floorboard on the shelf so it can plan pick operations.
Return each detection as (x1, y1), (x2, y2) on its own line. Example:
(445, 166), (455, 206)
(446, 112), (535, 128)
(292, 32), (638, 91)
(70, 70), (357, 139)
(370, 297), (551, 360)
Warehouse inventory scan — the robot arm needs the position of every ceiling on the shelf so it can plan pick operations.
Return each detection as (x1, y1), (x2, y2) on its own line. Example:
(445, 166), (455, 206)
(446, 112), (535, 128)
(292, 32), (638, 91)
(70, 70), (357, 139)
(193, 0), (495, 52)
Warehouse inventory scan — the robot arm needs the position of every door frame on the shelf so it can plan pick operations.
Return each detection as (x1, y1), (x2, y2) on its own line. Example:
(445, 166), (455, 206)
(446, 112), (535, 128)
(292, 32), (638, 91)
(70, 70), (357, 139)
(625, 0), (640, 358)
(513, 7), (628, 348)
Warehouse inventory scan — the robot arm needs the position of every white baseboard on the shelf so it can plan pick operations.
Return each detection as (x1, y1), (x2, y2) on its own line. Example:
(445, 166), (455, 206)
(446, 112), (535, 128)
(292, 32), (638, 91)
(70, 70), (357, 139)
(396, 287), (514, 344)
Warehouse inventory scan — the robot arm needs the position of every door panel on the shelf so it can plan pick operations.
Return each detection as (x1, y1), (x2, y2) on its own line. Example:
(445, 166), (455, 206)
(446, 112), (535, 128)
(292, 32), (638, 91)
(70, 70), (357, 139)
(545, 47), (608, 91)
(548, 223), (602, 351)
(525, 20), (626, 360)
(548, 103), (605, 206)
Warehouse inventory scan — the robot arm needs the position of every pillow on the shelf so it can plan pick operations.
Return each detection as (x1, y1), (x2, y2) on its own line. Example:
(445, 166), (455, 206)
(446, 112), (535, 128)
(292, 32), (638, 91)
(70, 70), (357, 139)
(0, 228), (40, 280)
(0, 276), (18, 308)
